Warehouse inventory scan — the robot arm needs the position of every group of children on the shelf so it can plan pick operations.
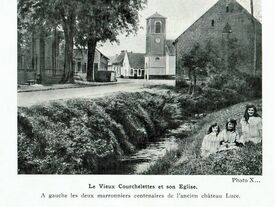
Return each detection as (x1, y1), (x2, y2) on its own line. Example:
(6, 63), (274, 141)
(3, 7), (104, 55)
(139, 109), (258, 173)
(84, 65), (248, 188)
(201, 104), (262, 158)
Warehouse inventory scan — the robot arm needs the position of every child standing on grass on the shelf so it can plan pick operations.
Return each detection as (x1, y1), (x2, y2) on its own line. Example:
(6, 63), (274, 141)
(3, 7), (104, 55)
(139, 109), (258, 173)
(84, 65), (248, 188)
(240, 104), (262, 144)
(219, 119), (243, 151)
(201, 123), (221, 158)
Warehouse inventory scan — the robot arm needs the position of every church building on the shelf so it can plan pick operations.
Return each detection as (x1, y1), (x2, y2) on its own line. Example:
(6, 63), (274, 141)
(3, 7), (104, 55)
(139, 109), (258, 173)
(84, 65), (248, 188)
(173, 0), (262, 85)
(145, 12), (175, 79)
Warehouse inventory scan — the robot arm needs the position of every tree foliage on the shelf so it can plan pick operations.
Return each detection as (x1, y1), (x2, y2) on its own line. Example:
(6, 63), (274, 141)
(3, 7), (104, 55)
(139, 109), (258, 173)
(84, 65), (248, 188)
(18, 0), (147, 83)
(75, 0), (147, 81)
(180, 43), (208, 95)
(179, 36), (250, 97)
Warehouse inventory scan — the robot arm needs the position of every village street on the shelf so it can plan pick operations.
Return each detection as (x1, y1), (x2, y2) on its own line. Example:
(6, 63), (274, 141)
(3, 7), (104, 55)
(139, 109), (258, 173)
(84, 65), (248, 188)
(17, 79), (175, 107)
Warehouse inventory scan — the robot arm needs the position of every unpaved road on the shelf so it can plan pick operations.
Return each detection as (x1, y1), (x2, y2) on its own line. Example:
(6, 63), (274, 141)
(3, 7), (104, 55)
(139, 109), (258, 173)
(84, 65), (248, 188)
(18, 79), (175, 107)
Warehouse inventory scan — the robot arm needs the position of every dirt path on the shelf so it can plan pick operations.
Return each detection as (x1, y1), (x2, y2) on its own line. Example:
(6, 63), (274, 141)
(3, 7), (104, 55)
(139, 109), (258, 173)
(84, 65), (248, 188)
(18, 80), (175, 107)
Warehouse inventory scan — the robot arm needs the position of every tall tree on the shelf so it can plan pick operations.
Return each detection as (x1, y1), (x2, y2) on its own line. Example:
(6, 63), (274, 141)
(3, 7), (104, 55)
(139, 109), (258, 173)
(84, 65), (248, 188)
(180, 43), (208, 96)
(53, 0), (79, 82)
(75, 0), (147, 81)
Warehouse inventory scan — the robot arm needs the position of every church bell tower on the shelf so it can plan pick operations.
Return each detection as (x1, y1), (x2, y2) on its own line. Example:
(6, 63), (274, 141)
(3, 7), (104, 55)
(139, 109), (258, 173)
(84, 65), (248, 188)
(145, 12), (166, 78)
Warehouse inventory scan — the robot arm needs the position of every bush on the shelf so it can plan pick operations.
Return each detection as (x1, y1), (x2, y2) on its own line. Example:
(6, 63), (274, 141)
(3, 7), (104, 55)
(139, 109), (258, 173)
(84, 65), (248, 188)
(245, 76), (262, 98)
(207, 71), (261, 100)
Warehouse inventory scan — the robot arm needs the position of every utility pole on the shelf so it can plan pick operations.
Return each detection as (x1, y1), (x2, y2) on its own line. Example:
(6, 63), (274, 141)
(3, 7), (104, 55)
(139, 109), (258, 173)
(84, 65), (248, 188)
(146, 61), (149, 80)
(250, 0), (257, 76)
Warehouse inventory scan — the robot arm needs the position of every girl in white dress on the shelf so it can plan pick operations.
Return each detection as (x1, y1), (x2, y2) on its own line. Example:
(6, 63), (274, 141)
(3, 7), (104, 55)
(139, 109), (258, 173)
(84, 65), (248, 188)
(219, 119), (243, 151)
(201, 123), (221, 158)
(240, 104), (262, 144)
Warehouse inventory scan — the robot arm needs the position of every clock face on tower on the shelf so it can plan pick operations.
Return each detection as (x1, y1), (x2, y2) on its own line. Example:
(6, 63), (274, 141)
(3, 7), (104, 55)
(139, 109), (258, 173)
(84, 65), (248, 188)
(155, 37), (161, 43)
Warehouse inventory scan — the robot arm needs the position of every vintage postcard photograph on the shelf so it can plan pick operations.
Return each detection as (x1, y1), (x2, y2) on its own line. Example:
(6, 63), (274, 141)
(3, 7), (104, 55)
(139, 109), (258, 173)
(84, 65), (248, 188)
(16, 0), (263, 176)
(2, 0), (275, 206)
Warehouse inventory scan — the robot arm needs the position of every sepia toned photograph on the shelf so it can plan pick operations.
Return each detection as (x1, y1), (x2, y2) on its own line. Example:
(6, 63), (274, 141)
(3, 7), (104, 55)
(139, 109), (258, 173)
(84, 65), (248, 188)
(17, 0), (262, 175)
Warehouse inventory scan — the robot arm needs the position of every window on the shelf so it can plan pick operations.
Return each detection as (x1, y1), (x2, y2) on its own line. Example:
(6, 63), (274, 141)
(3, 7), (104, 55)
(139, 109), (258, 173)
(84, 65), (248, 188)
(211, 20), (215, 27)
(155, 57), (160, 61)
(155, 21), (161, 33)
(83, 63), (87, 73)
(134, 70), (138, 77)
(141, 70), (145, 77)
(72, 61), (75, 72)
(94, 63), (99, 72)
(226, 6), (229, 13)
(131, 69), (133, 76)
(77, 62), (81, 72)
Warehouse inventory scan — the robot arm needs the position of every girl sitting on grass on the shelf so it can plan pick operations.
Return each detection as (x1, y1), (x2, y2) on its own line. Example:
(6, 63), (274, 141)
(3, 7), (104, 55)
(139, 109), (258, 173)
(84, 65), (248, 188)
(219, 118), (243, 151)
(201, 123), (221, 158)
(240, 104), (262, 144)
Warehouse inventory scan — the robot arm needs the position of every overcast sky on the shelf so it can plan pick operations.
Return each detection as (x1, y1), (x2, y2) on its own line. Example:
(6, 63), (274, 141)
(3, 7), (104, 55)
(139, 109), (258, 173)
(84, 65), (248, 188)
(98, 0), (261, 57)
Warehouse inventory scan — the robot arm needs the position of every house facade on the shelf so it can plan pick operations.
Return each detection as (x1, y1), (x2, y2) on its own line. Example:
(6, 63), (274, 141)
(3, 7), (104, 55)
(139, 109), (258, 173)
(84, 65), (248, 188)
(73, 48), (110, 81)
(18, 29), (65, 84)
(124, 52), (145, 78)
(174, 0), (262, 85)
(145, 12), (176, 79)
(111, 51), (145, 78)
(111, 50), (126, 77)
(18, 28), (113, 84)
(18, 47), (35, 84)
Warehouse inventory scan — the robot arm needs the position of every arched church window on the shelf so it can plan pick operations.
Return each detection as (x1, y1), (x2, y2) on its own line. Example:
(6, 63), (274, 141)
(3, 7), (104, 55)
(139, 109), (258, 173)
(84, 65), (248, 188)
(155, 21), (161, 33)
(155, 57), (160, 61)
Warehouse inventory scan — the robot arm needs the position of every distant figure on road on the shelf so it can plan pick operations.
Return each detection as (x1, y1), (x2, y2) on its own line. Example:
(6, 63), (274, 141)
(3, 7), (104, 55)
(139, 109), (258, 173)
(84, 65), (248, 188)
(240, 104), (262, 144)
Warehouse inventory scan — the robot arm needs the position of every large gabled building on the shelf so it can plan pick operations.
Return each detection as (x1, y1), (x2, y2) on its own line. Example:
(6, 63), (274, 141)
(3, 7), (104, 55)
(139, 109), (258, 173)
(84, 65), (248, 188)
(174, 0), (262, 85)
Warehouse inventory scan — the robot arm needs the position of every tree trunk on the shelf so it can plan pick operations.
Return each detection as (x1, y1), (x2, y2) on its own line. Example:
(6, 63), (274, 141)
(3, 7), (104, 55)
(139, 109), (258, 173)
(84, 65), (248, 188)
(250, 0), (257, 76)
(191, 70), (197, 96)
(61, 26), (74, 83)
(87, 38), (97, 82)
(60, 8), (76, 84)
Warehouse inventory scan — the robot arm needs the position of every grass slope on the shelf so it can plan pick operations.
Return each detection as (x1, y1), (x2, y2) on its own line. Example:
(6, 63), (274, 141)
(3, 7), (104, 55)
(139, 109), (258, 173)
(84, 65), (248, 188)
(143, 99), (262, 175)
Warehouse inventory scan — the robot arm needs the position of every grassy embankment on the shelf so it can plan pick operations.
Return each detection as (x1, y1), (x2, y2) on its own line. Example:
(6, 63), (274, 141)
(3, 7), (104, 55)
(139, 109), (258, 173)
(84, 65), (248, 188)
(143, 99), (262, 175)
(18, 91), (182, 174)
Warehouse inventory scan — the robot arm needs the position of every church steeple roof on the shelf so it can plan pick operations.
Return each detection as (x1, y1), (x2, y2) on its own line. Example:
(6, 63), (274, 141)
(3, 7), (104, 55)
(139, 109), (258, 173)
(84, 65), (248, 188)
(146, 12), (166, 19)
